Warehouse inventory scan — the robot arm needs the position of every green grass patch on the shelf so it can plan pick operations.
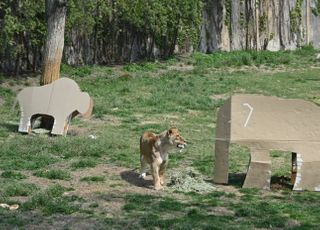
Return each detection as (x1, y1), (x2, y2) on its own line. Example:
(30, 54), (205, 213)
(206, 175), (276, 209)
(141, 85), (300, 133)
(193, 46), (317, 69)
(22, 184), (82, 215)
(122, 62), (161, 72)
(0, 136), (59, 170)
(122, 193), (233, 229)
(33, 169), (71, 180)
(70, 159), (97, 169)
(1, 49), (320, 228)
(1, 171), (27, 180)
(193, 50), (292, 68)
(2, 183), (38, 197)
(61, 64), (92, 77)
(80, 176), (105, 182)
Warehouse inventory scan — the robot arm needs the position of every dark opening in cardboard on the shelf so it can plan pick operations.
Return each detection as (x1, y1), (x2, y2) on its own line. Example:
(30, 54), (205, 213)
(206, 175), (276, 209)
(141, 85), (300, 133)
(268, 151), (295, 189)
(291, 152), (297, 184)
(30, 114), (55, 131)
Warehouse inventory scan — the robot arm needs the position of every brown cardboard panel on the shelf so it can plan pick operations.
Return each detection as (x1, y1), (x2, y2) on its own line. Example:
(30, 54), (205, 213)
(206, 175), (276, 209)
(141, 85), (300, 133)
(243, 161), (271, 189)
(17, 78), (93, 135)
(213, 98), (231, 184)
(214, 94), (320, 191)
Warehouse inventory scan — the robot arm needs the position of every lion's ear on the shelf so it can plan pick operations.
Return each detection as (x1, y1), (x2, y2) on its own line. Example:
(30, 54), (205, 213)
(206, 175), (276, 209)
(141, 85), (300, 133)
(167, 129), (173, 136)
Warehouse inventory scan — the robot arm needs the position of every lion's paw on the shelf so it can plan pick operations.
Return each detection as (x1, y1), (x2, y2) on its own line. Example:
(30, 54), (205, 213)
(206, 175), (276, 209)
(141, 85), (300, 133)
(139, 173), (146, 179)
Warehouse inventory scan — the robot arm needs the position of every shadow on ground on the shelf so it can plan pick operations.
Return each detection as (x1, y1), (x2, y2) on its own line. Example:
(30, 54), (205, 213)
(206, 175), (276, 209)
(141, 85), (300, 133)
(228, 173), (246, 188)
(271, 176), (293, 190)
(120, 170), (153, 189)
(227, 173), (293, 190)
(0, 122), (18, 133)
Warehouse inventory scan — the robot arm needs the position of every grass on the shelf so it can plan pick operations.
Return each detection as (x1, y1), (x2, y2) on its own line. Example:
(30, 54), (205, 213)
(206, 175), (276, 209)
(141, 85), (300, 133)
(22, 184), (82, 215)
(1, 183), (38, 197)
(112, 190), (320, 229)
(33, 169), (71, 180)
(80, 176), (105, 182)
(1, 48), (320, 228)
(193, 46), (317, 69)
(70, 158), (98, 169)
(1, 171), (27, 180)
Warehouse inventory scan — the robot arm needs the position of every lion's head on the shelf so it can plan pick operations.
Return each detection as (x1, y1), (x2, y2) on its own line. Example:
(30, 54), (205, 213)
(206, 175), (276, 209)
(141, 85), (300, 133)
(167, 127), (187, 150)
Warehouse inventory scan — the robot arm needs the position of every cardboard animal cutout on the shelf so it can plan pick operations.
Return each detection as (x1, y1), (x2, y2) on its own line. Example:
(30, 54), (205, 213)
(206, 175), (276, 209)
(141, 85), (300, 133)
(214, 94), (320, 191)
(17, 78), (93, 135)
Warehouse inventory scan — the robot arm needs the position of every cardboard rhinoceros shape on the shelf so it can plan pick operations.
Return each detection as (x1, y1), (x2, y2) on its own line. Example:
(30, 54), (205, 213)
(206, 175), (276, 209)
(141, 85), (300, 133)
(17, 77), (93, 135)
(214, 94), (320, 191)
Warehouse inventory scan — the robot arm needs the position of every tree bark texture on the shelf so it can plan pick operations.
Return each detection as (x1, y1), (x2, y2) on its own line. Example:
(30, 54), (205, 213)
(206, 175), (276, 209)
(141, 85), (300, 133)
(40, 0), (66, 85)
(199, 0), (225, 53)
(200, 0), (320, 53)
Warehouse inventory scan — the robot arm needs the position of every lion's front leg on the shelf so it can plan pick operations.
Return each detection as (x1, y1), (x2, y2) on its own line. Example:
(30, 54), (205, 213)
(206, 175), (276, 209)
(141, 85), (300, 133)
(151, 159), (163, 190)
(159, 160), (168, 186)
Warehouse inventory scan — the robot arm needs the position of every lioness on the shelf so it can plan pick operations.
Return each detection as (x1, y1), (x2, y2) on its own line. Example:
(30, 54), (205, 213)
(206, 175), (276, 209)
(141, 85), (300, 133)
(139, 128), (186, 190)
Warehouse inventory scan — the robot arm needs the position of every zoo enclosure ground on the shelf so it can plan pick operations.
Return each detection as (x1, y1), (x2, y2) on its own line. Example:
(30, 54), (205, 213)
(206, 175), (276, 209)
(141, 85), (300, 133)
(1, 48), (320, 229)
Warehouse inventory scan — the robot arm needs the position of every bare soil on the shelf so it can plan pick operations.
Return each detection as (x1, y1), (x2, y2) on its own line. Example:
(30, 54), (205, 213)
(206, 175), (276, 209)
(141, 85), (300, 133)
(21, 164), (180, 217)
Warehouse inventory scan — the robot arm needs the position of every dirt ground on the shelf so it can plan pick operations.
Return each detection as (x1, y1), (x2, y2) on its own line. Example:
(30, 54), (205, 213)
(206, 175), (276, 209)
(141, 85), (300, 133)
(17, 162), (242, 216)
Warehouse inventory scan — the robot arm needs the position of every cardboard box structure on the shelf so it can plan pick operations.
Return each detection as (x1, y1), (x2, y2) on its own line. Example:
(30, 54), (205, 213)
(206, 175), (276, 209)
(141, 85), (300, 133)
(17, 77), (93, 135)
(214, 94), (320, 191)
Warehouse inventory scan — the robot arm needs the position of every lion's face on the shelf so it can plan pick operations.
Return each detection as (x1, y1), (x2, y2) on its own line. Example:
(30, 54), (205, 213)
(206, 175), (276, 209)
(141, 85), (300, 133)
(167, 128), (186, 150)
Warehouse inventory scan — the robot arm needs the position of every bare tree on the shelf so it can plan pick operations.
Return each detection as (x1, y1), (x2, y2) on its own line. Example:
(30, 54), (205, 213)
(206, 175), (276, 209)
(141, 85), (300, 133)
(40, 0), (66, 85)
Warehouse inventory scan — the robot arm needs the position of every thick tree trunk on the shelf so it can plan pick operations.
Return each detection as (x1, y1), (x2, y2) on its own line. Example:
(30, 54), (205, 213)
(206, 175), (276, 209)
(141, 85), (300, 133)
(231, 0), (242, 50)
(39, 0), (66, 130)
(199, 0), (225, 53)
(306, 0), (310, 44)
(40, 0), (66, 86)
(255, 0), (260, 50)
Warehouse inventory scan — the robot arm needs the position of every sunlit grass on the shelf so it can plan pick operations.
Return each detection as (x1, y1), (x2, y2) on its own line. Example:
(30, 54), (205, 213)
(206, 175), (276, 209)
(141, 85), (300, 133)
(0, 49), (320, 228)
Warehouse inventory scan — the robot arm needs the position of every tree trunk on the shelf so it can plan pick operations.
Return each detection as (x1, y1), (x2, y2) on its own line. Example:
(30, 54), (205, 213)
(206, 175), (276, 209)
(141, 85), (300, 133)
(40, 0), (66, 86)
(255, 0), (260, 50)
(306, 0), (310, 45)
(199, 0), (225, 53)
(231, 0), (241, 50)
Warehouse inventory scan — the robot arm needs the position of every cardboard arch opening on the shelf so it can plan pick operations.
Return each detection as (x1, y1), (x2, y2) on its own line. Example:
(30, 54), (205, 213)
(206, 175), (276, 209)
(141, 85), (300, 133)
(30, 114), (54, 132)
(269, 151), (296, 190)
(228, 144), (251, 187)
